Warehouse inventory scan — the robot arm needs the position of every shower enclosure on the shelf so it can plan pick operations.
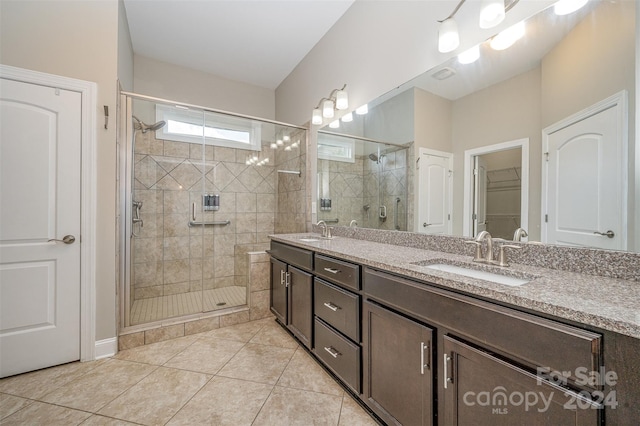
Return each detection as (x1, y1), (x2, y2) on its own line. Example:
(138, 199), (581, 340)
(119, 93), (306, 328)
(317, 132), (412, 230)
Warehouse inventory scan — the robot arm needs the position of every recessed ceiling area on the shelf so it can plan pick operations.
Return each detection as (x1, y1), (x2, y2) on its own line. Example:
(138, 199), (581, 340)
(123, 0), (355, 90)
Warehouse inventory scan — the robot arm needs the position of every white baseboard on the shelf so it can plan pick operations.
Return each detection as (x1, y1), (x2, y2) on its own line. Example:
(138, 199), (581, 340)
(95, 337), (118, 359)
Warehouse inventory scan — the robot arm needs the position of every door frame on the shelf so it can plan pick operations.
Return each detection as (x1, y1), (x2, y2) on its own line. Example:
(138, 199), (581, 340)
(0, 64), (97, 361)
(417, 147), (453, 235)
(462, 138), (530, 238)
(541, 90), (628, 248)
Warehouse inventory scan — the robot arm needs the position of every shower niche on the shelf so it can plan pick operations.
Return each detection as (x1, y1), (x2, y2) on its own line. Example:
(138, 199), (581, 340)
(120, 94), (306, 327)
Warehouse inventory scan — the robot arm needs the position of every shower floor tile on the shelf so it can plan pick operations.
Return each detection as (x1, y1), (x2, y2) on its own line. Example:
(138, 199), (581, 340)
(130, 286), (246, 325)
(0, 318), (378, 425)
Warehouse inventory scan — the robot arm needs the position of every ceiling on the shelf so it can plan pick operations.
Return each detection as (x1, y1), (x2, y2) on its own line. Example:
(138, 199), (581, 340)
(123, 0), (355, 90)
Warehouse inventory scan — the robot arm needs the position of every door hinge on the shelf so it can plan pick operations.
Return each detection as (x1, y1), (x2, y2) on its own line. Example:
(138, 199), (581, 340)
(473, 213), (477, 220)
(448, 214), (451, 220)
(545, 214), (548, 223)
(473, 168), (478, 176)
(544, 152), (549, 162)
(416, 157), (420, 170)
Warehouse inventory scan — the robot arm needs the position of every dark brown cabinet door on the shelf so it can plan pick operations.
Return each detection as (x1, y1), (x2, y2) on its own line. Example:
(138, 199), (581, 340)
(270, 257), (287, 324)
(287, 266), (313, 348)
(363, 301), (433, 426)
(442, 335), (601, 426)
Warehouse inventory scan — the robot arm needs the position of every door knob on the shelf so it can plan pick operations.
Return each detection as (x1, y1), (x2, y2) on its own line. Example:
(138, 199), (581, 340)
(423, 223), (431, 227)
(48, 235), (76, 244)
(593, 230), (615, 239)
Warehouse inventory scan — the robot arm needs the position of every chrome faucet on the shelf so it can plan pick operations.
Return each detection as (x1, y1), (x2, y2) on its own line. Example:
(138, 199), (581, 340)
(316, 220), (328, 238)
(513, 228), (528, 242)
(349, 219), (358, 228)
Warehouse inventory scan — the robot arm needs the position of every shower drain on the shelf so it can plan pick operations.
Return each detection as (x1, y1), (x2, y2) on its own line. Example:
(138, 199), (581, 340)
(216, 302), (227, 307)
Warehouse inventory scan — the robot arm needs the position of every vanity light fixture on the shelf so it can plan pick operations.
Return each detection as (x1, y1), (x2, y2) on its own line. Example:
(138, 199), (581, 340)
(355, 104), (368, 115)
(458, 45), (480, 64)
(554, 0), (588, 16)
(283, 135), (290, 142)
(479, 0), (506, 29)
(310, 84), (348, 125)
(341, 112), (353, 122)
(329, 120), (340, 129)
(276, 138), (284, 146)
(490, 21), (525, 50)
(438, 18), (460, 53)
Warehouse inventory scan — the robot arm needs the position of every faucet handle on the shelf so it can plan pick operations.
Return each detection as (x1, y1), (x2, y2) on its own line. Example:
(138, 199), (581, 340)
(327, 227), (333, 239)
(465, 240), (483, 262)
(497, 244), (521, 267)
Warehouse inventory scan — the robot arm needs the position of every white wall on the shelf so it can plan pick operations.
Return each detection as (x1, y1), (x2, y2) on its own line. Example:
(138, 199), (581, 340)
(134, 55), (275, 119)
(1, 0), (122, 341)
(275, 0), (552, 126)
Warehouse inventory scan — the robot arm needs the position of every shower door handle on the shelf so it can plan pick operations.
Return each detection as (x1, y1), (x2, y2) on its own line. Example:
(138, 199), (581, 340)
(48, 235), (76, 244)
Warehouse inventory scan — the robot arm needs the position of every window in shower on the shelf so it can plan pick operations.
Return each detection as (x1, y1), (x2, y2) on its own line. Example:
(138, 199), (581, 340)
(155, 104), (262, 150)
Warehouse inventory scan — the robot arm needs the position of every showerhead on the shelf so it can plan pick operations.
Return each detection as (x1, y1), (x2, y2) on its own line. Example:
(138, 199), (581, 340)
(368, 153), (379, 162)
(133, 116), (166, 133)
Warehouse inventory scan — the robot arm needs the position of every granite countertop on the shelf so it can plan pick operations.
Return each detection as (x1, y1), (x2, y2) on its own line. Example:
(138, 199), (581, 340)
(270, 233), (640, 340)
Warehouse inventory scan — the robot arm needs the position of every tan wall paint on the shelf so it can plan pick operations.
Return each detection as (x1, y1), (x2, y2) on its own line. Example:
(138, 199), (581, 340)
(134, 55), (275, 119)
(451, 68), (542, 238)
(1, 0), (121, 340)
(118, 0), (134, 91)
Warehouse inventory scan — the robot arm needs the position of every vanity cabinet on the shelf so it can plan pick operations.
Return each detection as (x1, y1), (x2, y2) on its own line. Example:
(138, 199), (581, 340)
(363, 300), (433, 426)
(442, 335), (600, 425)
(269, 241), (313, 348)
(312, 254), (362, 393)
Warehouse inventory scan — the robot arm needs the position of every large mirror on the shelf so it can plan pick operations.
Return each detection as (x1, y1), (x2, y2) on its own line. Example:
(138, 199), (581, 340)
(317, 0), (637, 252)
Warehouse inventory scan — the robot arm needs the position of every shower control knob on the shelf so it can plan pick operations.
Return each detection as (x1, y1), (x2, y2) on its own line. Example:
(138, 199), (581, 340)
(48, 235), (76, 244)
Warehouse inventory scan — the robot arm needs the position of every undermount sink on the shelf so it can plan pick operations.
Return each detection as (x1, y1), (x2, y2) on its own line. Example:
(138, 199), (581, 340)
(417, 262), (533, 287)
(298, 237), (320, 242)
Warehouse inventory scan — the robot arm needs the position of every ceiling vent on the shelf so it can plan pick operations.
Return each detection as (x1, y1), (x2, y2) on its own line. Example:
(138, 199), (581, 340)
(431, 67), (456, 80)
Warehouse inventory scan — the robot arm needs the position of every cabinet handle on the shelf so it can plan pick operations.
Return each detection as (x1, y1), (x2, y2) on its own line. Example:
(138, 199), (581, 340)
(323, 267), (340, 274)
(285, 272), (290, 287)
(324, 346), (340, 358)
(444, 354), (452, 389)
(421, 341), (430, 374)
(280, 270), (285, 286)
(323, 302), (340, 312)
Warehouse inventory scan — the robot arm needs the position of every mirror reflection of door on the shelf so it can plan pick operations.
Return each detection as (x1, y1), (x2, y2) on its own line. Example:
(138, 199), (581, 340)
(542, 92), (627, 251)
(418, 149), (452, 235)
(472, 148), (523, 239)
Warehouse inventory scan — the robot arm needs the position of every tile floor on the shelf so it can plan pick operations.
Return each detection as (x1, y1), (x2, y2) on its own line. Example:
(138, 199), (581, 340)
(0, 317), (378, 425)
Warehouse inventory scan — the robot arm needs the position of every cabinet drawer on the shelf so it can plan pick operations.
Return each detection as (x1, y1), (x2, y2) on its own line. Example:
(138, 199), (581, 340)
(269, 241), (313, 272)
(314, 318), (361, 393)
(314, 278), (360, 342)
(364, 268), (602, 389)
(314, 254), (360, 290)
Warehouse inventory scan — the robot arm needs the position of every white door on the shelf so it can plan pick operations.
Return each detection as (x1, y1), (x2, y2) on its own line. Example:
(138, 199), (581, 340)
(0, 78), (81, 377)
(544, 105), (625, 250)
(418, 151), (452, 235)
(473, 156), (487, 237)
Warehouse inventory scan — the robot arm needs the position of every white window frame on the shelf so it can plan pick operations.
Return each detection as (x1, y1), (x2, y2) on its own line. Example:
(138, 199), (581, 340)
(155, 104), (262, 151)
(318, 134), (355, 163)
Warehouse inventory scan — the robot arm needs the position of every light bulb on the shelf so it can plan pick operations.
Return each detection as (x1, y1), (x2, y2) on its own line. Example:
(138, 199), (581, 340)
(479, 0), (505, 29)
(322, 99), (335, 118)
(284, 146), (292, 151)
(335, 90), (348, 110)
(554, 0), (588, 15)
(312, 108), (323, 125)
(276, 139), (283, 146)
(458, 45), (480, 64)
(438, 18), (459, 53)
(270, 143), (277, 149)
(329, 120), (340, 129)
(490, 21), (525, 51)
(283, 135), (290, 142)
(356, 104), (368, 115)
(341, 112), (353, 122)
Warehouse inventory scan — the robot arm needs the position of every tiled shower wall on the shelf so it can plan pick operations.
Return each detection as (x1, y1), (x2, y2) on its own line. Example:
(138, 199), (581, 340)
(318, 145), (413, 231)
(131, 130), (277, 302)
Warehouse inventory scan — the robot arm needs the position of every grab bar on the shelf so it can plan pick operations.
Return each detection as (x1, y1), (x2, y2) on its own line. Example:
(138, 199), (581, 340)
(394, 197), (401, 230)
(190, 202), (230, 226)
(323, 218), (339, 224)
(189, 220), (231, 227)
